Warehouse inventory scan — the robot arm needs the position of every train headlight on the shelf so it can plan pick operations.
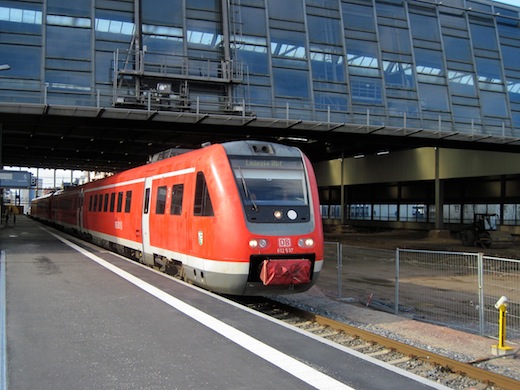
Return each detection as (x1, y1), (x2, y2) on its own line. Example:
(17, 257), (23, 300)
(298, 238), (314, 248)
(249, 238), (268, 249)
(274, 210), (282, 219)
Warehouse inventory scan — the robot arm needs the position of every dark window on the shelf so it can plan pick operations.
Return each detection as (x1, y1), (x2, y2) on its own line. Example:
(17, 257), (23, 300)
(93, 194), (98, 211)
(156, 186), (167, 214)
(109, 192), (115, 212)
(125, 191), (132, 213)
(89, 195), (93, 211)
(443, 36), (472, 63)
(342, 3), (375, 32)
(103, 193), (109, 212)
(170, 184), (184, 215)
(194, 172), (214, 216)
(409, 13), (440, 42)
(97, 194), (103, 211)
(144, 188), (150, 214)
(117, 191), (123, 212)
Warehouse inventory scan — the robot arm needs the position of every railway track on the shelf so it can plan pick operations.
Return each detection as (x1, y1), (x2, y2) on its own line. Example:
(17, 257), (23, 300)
(237, 297), (520, 390)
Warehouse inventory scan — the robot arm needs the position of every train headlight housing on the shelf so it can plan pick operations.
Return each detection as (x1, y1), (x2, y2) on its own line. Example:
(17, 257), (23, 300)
(274, 210), (283, 219)
(298, 238), (314, 248)
(249, 238), (268, 249)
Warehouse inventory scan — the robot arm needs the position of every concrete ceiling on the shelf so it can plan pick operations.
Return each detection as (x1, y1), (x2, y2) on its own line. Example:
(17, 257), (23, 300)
(1, 103), (520, 173)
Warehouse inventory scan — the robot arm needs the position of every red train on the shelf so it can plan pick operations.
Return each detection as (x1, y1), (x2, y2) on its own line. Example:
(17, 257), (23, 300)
(30, 140), (324, 295)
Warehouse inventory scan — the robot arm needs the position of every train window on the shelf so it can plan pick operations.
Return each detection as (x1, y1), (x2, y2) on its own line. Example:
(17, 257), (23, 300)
(103, 194), (109, 212)
(194, 172), (214, 216)
(98, 194), (103, 212)
(110, 192), (115, 212)
(144, 188), (150, 214)
(155, 186), (167, 214)
(125, 191), (132, 213)
(89, 195), (93, 211)
(229, 157), (308, 207)
(170, 184), (184, 215)
(117, 191), (123, 212)
(93, 194), (98, 211)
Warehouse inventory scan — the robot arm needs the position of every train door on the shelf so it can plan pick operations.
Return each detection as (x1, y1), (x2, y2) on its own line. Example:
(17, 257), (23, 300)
(141, 177), (153, 265)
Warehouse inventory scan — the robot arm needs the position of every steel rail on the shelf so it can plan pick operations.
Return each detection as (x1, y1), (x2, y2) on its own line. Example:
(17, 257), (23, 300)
(272, 300), (520, 390)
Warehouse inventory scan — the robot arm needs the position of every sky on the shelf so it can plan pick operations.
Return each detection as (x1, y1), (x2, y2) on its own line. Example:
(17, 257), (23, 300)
(493, 0), (520, 6)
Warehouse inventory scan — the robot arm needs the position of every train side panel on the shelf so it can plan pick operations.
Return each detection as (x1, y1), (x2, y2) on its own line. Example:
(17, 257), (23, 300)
(29, 141), (324, 296)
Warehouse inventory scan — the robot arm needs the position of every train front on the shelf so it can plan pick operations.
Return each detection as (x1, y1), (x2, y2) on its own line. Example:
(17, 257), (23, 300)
(224, 141), (324, 295)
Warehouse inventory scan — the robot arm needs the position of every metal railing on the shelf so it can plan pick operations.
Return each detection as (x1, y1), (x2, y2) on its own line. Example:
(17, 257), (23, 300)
(0, 77), (518, 139)
(324, 242), (520, 339)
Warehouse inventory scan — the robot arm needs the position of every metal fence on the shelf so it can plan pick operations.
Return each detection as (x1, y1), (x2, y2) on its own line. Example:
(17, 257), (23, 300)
(324, 242), (520, 340)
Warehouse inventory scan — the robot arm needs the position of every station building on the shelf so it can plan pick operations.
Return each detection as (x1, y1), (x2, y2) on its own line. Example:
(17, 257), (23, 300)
(0, 0), (520, 233)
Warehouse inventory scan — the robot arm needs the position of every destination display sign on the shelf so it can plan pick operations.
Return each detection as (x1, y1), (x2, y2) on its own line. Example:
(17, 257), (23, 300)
(0, 170), (32, 188)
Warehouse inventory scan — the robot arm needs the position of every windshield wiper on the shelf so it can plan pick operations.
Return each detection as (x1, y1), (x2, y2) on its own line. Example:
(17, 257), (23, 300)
(238, 167), (258, 212)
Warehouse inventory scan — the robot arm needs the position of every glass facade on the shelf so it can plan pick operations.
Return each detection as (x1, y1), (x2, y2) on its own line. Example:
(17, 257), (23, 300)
(0, 0), (519, 136)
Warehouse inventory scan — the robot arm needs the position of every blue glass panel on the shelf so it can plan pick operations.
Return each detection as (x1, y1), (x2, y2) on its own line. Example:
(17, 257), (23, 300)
(467, 1), (491, 13)
(409, 13), (440, 42)
(95, 10), (134, 42)
(245, 85), (272, 106)
(142, 0), (183, 26)
(495, 7), (519, 20)
(46, 70), (91, 90)
(469, 23), (498, 51)
(342, 3), (375, 32)
(95, 51), (113, 84)
(507, 79), (520, 103)
(439, 13), (467, 29)
(387, 98), (419, 117)
(236, 39), (269, 74)
(414, 48), (444, 76)
(379, 26), (411, 54)
(346, 39), (378, 68)
(267, 0), (303, 21)
(448, 70), (477, 97)
(512, 112), (520, 129)
(46, 25), (91, 59)
(47, 15), (91, 28)
(383, 61), (414, 88)
(475, 57), (502, 84)
(142, 34), (183, 55)
(375, 2), (406, 19)
(239, 6), (267, 35)
(0, 44), (40, 78)
(480, 91), (507, 117)
(307, 15), (341, 45)
(452, 105), (481, 123)
(498, 23), (520, 39)
(48, 0), (91, 16)
(443, 36), (472, 62)
(187, 0), (219, 11)
(0, 3), (42, 33)
(501, 45), (519, 70)
(270, 29), (306, 59)
(418, 84), (449, 111)
(273, 68), (309, 98)
(350, 76), (383, 104)
(310, 52), (344, 82)
(314, 92), (347, 111)
(187, 19), (222, 50)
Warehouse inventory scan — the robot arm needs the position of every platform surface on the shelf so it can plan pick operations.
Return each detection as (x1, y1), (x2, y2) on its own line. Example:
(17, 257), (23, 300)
(0, 216), (448, 390)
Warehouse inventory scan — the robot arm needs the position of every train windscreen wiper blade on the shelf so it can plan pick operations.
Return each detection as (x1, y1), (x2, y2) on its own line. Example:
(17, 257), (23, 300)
(238, 167), (258, 212)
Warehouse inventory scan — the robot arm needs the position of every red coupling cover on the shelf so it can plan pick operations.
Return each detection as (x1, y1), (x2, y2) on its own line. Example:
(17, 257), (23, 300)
(260, 259), (311, 286)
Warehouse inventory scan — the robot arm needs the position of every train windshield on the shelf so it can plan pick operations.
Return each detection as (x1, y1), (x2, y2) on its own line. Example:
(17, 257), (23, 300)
(230, 157), (308, 207)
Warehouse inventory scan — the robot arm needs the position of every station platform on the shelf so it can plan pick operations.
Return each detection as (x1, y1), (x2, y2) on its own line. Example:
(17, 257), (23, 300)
(0, 216), (449, 390)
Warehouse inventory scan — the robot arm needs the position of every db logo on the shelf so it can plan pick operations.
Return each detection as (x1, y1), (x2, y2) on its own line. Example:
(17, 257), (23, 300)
(278, 238), (291, 247)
